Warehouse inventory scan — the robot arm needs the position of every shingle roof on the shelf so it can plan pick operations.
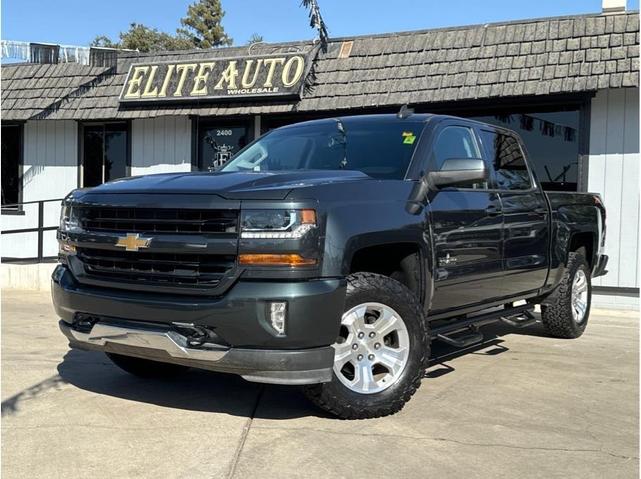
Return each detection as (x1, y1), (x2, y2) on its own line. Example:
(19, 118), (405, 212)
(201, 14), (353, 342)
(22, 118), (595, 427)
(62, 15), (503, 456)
(1, 63), (113, 120)
(2, 11), (638, 121)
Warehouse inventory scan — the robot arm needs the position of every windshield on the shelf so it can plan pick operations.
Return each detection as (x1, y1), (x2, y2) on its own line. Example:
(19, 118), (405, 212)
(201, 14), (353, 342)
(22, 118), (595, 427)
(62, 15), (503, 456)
(220, 118), (423, 180)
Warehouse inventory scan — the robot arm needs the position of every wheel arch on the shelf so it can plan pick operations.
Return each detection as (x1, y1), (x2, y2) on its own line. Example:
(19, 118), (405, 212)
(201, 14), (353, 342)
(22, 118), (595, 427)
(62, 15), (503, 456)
(345, 240), (429, 306)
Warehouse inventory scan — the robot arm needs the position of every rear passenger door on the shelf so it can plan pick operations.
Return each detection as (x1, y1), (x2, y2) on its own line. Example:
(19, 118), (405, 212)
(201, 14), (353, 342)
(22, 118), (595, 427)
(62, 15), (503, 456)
(478, 128), (550, 297)
(426, 121), (505, 312)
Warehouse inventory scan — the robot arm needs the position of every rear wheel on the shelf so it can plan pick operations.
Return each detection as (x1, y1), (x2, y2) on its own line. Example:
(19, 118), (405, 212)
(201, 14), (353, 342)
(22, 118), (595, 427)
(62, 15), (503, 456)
(106, 353), (189, 378)
(304, 273), (429, 419)
(541, 251), (591, 339)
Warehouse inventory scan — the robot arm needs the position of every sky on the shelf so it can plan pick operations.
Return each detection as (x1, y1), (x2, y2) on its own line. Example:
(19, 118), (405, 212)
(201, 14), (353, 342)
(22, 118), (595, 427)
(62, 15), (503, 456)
(1, 0), (639, 48)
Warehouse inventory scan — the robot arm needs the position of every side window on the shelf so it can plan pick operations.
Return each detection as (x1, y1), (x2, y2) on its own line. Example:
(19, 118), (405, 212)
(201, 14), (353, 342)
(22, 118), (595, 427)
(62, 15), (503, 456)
(480, 130), (532, 190)
(431, 126), (487, 189)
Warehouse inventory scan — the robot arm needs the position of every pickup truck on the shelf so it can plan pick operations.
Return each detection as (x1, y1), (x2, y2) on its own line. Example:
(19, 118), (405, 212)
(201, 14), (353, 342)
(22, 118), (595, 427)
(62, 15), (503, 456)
(53, 113), (608, 419)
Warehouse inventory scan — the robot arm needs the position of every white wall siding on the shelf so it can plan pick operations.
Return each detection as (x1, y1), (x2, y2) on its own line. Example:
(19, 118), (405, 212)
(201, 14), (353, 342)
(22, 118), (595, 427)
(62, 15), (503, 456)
(588, 88), (640, 290)
(131, 117), (192, 176)
(2, 120), (77, 259)
(22, 120), (78, 201)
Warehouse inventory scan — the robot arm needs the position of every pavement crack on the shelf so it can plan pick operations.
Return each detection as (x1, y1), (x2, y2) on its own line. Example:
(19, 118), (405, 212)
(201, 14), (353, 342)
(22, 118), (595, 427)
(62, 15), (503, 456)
(224, 385), (264, 479)
(251, 425), (638, 460)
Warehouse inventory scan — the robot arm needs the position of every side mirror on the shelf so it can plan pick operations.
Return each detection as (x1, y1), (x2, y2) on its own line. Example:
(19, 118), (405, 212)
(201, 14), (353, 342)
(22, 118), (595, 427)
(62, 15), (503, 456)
(428, 158), (487, 188)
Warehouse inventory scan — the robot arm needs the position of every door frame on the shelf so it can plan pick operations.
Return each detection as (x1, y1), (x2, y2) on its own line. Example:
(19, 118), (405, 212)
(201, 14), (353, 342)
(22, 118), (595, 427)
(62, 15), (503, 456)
(192, 116), (252, 172)
(77, 120), (131, 187)
(421, 118), (506, 313)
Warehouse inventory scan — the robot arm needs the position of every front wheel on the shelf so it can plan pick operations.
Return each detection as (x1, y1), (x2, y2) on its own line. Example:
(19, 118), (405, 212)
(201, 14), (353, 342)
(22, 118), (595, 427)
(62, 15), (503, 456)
(303, 273), (430, 419)
(541, 251), (592, 339)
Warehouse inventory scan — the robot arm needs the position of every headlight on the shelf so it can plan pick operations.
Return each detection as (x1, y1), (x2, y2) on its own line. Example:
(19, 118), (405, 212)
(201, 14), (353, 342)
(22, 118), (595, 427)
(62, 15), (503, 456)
(59, 204), (81, 233)
(240, 209), (316, 239)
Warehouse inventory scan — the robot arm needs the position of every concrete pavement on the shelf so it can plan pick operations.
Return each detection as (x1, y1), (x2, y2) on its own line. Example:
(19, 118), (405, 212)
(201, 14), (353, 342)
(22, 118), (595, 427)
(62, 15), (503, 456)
(1, 290), (638, 478)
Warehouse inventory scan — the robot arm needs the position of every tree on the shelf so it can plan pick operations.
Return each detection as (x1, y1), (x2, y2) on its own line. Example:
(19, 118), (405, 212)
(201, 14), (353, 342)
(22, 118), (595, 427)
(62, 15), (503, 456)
(90, 0), (232, 52)
(178, 0), (233, 48)
(92, 23), (195, 52)
(301, 0), (329, 52)
(90, 35), (118, 49)
(247, 33), (264, 45)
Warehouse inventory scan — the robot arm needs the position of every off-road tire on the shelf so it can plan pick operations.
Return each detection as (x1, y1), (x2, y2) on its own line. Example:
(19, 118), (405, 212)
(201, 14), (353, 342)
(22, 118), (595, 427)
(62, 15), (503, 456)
(303, 273), (430, 419)
(106, 353), (189, 378)
(541, 252), (591, 339)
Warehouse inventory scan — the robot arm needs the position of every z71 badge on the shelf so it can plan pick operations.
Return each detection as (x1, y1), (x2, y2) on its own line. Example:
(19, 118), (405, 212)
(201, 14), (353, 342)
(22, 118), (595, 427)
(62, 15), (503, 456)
(439, 253), (458, 266)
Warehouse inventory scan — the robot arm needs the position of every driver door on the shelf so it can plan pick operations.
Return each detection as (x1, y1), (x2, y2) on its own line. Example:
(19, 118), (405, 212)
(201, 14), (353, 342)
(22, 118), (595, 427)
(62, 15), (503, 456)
(425, 121), (505, 313)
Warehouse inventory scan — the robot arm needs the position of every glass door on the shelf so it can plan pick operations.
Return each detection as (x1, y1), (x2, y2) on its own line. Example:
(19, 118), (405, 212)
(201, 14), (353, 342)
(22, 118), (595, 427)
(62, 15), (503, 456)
(198, 121), (250, 172)
(82, 123), (128, 187)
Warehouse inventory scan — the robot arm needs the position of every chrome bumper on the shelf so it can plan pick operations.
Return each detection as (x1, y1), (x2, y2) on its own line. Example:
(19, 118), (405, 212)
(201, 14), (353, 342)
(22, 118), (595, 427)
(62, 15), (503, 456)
(59, 320), (334, 385)
(60, 320), (229, 362)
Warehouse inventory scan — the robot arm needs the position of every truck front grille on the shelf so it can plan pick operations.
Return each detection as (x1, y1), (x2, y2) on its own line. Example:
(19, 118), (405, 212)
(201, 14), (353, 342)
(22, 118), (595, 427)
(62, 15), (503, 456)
(76, 248), (236, 287)
(78, 207), (238, 235)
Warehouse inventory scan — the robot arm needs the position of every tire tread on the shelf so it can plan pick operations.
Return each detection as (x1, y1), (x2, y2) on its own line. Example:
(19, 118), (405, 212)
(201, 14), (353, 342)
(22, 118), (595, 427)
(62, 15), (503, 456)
(541, 252), (590, 339)
(303, 272), (429, 419)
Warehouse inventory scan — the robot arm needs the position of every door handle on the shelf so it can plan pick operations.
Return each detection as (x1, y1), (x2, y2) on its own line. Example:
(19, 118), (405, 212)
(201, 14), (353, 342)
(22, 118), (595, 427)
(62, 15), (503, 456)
(533, 207), (547, 215)
(485, 205), (502, 216)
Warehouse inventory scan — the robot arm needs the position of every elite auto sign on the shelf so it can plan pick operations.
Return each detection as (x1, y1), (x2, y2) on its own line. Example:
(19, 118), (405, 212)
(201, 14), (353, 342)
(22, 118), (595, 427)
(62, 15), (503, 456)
(119, 52), (311, 103)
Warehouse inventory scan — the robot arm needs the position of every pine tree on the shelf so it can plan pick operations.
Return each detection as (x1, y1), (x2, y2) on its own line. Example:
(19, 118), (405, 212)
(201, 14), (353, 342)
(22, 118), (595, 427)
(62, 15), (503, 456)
(178, 0), (233, 49)
(90, 0), (232, 52)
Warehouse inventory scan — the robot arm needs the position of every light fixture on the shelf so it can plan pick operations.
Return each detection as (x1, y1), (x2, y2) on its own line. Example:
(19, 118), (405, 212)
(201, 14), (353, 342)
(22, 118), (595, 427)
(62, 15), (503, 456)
(269, 302), (287, 335)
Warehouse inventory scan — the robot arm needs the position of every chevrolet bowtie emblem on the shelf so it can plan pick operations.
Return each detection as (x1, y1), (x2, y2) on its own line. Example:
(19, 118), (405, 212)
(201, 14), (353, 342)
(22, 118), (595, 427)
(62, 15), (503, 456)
(115, 233), (151, 252)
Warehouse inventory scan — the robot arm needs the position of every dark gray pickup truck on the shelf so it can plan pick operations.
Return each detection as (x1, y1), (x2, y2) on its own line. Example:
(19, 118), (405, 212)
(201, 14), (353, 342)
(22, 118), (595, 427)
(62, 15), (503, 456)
(54, 113), (607, 418)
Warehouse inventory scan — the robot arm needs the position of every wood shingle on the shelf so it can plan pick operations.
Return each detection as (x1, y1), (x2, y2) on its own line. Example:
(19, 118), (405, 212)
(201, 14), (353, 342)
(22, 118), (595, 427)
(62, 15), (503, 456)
(2, 11), (638, 121)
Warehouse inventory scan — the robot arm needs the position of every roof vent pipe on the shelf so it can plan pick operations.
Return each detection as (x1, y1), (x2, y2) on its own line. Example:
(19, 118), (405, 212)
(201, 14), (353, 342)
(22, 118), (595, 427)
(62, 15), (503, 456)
(602, 0), (626, 13)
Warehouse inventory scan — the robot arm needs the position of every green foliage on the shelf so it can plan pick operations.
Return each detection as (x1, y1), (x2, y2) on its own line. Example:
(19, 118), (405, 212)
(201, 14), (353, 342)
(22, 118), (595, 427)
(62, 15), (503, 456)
(90, 35), (118, 49)
(179, 0), (233, 48)
(247, 33), (264, 45)
(90, 0), (231, 52)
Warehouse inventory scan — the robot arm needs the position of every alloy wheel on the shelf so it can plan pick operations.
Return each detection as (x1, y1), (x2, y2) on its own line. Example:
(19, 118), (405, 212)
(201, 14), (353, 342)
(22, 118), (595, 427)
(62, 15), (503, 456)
(332, 302), (410, 394)
(571, 269), (589, 323)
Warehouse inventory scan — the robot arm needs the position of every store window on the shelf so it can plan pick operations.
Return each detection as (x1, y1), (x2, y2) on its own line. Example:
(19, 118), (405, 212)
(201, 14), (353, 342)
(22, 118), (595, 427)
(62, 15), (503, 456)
(1, 124), (23, 208)
(197, 121), (249, 171)
(471, 111), (580, 191)
(82, 123), (128, 187)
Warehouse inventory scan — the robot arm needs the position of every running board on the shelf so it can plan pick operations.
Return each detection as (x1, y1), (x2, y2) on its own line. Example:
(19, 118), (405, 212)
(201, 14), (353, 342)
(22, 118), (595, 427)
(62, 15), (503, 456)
(500, 311), (537, 328)
(436, 328), (484, 348)
(431, 303), (535, 347)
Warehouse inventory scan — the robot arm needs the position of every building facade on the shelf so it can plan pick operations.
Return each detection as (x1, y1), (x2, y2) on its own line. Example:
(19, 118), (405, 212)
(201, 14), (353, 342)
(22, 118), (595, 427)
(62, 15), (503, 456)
(1, 11), (639, 304)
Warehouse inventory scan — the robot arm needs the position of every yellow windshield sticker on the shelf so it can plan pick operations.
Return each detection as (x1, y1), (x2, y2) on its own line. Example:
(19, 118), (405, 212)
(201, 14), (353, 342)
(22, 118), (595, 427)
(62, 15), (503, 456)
(402, 131), (416, 144)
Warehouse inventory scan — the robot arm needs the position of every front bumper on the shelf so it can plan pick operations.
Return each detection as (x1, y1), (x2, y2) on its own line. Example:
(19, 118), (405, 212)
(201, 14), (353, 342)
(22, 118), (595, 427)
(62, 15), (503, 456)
(53, 265), (345, 385)
(59, 319), (334, 384)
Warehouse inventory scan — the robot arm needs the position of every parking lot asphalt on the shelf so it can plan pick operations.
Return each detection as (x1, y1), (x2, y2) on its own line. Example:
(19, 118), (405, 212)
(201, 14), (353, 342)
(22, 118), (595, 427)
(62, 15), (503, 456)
(1, 289), (638, 479)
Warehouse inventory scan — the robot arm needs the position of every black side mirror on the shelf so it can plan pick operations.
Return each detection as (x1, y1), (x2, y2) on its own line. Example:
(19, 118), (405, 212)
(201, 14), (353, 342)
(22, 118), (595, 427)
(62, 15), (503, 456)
(428, 158), (487, 188)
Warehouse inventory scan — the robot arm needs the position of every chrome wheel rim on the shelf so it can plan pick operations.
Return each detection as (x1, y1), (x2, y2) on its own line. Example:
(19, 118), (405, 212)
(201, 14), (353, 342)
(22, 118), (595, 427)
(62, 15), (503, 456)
(332, 302), (410, 394)
(571, 269), (589, 323)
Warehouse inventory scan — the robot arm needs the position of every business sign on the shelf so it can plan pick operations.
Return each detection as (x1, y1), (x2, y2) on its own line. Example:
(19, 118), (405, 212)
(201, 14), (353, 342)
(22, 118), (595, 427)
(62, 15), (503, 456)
(119, 52), (310, 103)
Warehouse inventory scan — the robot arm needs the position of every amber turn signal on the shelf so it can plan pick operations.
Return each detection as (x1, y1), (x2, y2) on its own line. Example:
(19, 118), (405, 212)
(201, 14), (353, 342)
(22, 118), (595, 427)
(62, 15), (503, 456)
(239, 253), (317, 266)
(300, 209), (316, 224)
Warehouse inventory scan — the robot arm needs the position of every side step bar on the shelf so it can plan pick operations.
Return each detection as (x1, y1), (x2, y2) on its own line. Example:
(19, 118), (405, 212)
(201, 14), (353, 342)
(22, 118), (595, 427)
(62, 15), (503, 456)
(500, 311), (537, 328)
(431, 304), (535, 348)
(436, 327), (484, 348)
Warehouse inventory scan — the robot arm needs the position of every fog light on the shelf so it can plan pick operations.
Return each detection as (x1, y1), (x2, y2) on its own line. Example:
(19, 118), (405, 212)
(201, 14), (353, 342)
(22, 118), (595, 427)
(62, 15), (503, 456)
(269, 302), (287, 335)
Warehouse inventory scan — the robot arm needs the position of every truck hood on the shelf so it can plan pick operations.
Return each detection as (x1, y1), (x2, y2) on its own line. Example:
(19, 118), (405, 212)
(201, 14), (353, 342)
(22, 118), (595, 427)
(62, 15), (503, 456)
(84, 170), (373, 200)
